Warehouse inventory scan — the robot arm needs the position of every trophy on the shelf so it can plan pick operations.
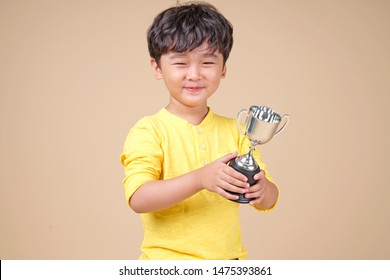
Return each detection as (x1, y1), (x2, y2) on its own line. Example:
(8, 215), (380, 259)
(228, 105), (289, 203)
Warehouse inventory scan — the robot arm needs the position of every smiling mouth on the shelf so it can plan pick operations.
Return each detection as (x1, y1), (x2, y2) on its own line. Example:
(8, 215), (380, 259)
(184, 87), (204, 93)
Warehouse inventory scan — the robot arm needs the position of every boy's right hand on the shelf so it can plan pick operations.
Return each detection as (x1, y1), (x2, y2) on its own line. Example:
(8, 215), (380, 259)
(198, 151), (250, 200)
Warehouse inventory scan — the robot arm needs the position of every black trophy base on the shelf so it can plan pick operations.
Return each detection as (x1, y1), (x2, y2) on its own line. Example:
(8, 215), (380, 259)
(228, 158), (261, 204)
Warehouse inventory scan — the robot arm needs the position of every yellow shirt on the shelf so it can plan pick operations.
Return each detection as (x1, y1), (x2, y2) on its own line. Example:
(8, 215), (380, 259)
(120, 108), (276, 260)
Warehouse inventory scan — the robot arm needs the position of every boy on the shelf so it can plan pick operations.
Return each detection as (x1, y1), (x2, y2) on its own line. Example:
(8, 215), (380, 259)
(120, 2), (279, 260)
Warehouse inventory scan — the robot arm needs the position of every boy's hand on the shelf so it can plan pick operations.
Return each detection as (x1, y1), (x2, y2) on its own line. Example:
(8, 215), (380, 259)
(198, 152), (250, 200)
(244, 170), (270, 205)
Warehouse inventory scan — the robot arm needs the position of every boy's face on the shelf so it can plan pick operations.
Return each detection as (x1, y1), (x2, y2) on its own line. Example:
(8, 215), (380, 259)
(151, 42), (226, 110)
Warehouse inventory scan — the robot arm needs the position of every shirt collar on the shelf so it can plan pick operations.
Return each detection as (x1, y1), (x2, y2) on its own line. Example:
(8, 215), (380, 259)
(159, 107), (214, 128)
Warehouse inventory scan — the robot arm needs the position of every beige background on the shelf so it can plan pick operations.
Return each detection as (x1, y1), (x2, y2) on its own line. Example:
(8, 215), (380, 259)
(1, 0), (389, 259)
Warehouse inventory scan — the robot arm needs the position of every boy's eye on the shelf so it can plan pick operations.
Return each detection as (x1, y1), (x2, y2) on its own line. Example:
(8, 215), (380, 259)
(203, 61), (216, 65)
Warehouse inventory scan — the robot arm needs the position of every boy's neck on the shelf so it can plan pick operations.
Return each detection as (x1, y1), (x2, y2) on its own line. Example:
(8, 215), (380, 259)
(166, 102), (209, 126)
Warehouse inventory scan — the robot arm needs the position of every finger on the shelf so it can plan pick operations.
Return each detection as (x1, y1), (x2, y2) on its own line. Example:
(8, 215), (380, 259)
(249, 192), (266, 205)
(246, 184), (261, 193)
(245, 179), (265, 193)
(217, 177), (248, 194)
(223, 190), (240, 201)
(214, 185), (240, 201)
(248, 180), (267, 194)
(246, 187), (265, 201)
(223, 171), (249, 188)
(218, 151), (238, 164)
(254, 170), (266, 181)
(246, 183), (267, 200)
(224, 166), (249, 184)
(245, 189), (262, 200)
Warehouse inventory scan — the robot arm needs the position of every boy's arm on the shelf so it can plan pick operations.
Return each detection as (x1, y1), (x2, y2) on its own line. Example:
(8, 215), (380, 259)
(130, 152), (249, 213)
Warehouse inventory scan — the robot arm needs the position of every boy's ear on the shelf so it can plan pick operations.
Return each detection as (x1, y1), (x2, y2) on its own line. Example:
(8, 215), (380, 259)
(151, 58), (163, 79)
(221, 64), (227, 78)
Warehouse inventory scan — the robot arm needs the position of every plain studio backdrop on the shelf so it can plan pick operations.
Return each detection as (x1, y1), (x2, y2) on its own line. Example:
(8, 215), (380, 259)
(1, 0), (389, 259)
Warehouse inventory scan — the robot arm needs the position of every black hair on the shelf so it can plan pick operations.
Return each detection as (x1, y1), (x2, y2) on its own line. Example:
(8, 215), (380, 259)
(147, 1), (233, 65)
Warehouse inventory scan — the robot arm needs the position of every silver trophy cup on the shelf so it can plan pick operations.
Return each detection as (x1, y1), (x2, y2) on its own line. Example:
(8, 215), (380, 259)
(228, 105), (289, 203)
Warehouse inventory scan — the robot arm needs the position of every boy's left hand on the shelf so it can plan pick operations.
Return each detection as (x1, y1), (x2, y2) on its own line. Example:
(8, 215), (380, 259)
(244, 170), (270, 206)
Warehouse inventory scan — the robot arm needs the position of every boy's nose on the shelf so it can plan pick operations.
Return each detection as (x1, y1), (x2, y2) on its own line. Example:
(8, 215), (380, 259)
(186, 65), (201, 80)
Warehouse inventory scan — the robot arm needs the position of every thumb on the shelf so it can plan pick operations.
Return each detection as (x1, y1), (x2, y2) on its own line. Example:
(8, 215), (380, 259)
(218, 151), (238, 164)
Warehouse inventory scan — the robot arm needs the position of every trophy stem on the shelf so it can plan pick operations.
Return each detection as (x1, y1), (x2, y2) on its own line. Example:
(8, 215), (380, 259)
(248, 143), (256, 156)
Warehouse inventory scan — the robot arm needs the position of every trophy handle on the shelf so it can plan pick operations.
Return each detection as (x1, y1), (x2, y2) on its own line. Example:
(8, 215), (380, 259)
(237, 109), (248, 136)
(275, 114), (290, 135)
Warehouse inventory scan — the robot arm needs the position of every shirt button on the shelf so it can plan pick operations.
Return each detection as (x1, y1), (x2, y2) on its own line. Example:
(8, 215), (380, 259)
(199, 143), (205, 149)
(197, 128), (202, 134)
(203, 160), (208, 165)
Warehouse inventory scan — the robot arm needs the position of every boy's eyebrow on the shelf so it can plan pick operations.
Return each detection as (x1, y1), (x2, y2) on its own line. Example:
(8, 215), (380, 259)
(168, 52), (219, 59)
(203, 52), (219, 58)
(168, 53), (186, 60)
